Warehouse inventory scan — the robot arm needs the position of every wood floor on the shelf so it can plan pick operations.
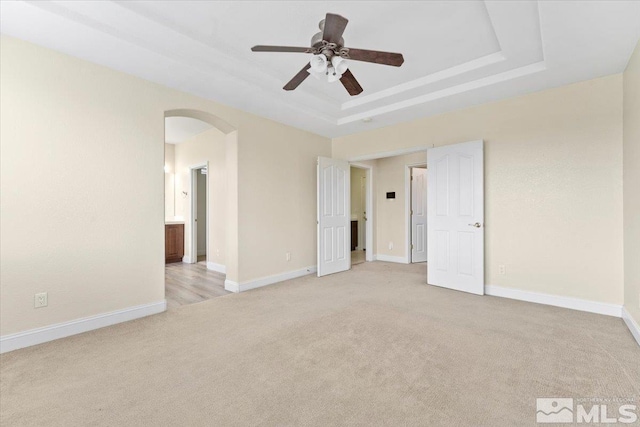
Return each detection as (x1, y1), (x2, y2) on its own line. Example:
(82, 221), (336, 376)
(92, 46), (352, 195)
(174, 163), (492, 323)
(165, 259), (229, 310)
(168, 253), (363, 309)
(351, 250), (366, 265)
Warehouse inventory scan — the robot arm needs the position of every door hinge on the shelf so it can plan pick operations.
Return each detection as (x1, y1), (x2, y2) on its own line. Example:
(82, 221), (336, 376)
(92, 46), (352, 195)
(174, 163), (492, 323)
(411, 244), (414, 249)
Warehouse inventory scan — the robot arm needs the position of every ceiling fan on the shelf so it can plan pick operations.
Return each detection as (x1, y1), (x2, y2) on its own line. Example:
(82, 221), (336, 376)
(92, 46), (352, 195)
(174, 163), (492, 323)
(251, 13), (404, 96)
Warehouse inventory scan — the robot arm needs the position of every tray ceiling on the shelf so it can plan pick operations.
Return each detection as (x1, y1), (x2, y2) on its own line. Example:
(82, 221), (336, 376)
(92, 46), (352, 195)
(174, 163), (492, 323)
(1, 1), (639, 137)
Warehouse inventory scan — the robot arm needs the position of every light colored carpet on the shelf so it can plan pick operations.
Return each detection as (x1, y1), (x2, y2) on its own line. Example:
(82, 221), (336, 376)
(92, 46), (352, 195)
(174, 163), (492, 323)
(1, 262), (639, 426)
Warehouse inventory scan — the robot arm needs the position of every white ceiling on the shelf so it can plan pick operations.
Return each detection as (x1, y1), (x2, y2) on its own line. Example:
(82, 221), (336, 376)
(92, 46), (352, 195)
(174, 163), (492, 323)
(1, 1), (639, 138)
(164, 117), (212, 144)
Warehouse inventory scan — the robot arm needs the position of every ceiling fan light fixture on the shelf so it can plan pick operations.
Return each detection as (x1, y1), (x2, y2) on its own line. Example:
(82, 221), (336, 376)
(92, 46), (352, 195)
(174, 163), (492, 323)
(331, 56), (348, 75)
(309, 54), (328, 73)
(307, 67), (325, 80)
(327, 66), (341, 83)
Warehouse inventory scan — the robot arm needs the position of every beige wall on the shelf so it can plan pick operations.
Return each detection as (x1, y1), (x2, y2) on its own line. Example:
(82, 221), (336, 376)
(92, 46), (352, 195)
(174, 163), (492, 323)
(164, 143), (176, 218)
(236, 116), (331, 283)
(374, 152), (427, 260)
(225, 132), (240, 284)
(623, 40), (640, 327)
(174, 128), (227, 266)
(334, 75), (624, 305)
(0, 36), (330, 336)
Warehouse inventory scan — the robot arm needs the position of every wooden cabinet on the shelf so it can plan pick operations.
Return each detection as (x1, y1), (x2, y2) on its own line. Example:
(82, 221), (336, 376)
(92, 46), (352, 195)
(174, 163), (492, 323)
(165, 224), (184, 264)
(351, 220), (358, 251)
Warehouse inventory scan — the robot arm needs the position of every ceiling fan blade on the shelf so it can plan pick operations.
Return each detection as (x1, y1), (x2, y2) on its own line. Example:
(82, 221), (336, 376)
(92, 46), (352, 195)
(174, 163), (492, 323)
(251, 45), (313, 53)
(345, 48), (404, 67)
(283, 63), (312, 91)
(322, 13), (348, 44)
(340, 69), (363, 96)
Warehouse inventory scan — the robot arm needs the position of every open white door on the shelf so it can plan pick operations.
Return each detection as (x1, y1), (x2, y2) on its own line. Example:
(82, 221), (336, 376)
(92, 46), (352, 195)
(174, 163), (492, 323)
(411, 167), (428, 263)
(427, 141), (484, 295)
(318, 157), (350, 277)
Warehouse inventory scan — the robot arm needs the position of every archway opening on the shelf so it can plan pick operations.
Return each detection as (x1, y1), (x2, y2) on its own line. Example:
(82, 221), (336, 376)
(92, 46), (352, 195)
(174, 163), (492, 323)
(163, 109), (238, 309)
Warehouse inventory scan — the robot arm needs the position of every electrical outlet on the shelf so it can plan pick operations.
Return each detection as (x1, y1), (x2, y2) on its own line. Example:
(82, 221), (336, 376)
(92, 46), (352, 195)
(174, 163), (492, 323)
(286, 252), (291, 262)
(498, 265), (506, 275)
(34, 292), (48, 308)
(388, 242), (393, 250)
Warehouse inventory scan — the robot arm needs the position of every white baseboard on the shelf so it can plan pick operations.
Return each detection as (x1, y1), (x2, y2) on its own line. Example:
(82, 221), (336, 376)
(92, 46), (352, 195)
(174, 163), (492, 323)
(224, 279), (240, 293)
(374, 254), (409, 264)
(206, 262), (226, 274)
(622, 307), (640, 346)
(182, 255), (191, 263)
(0, 300), (167, 354)
(485, 285), (622, 318)
(224, 266), (317, 293)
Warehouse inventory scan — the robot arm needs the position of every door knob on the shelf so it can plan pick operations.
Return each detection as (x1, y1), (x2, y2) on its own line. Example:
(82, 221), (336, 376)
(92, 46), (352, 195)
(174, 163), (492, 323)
(468, 222), (481, 228)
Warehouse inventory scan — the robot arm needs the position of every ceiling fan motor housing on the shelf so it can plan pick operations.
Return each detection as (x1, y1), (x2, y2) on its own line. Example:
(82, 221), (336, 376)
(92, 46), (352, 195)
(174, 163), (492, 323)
(311, 32), (344, 54)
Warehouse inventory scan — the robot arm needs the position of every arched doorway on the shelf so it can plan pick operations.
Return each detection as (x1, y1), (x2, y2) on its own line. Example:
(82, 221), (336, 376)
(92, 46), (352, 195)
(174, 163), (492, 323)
(163, 109), (238, 309)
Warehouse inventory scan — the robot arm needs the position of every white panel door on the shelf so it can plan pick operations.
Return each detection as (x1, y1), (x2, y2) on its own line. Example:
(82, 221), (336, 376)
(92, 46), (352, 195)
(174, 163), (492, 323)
(427, 141), (484, 295)
(318, 157), (350, 277)
(411, 167), (428, 263)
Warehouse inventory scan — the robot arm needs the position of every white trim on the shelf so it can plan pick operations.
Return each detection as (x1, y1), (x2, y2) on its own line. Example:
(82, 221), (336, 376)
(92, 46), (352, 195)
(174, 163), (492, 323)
(207, 262), (226, 274)
(349, 162), (374, 262)
(405, 161), (428, 264)
(342, 52), (506, 110)
(182, 255), (192, 263)
(485, 285), (622, 318)
(0, 300), (167, 354)
(189, 162), (209, 265)
(347, 145), (432, 162)
(224, 266), (317, 293)
(337, 61), (546, 125)
(374, 254), (410, 264)
(622, 307), (640, 346)
(224, 279), (239, 293)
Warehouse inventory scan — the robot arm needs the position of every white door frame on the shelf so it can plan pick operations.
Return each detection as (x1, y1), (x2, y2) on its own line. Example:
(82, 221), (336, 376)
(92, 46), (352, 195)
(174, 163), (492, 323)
(349, 162), (374, 261)
(405, 160), (428, 264)
(189, 162), (209, 264)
